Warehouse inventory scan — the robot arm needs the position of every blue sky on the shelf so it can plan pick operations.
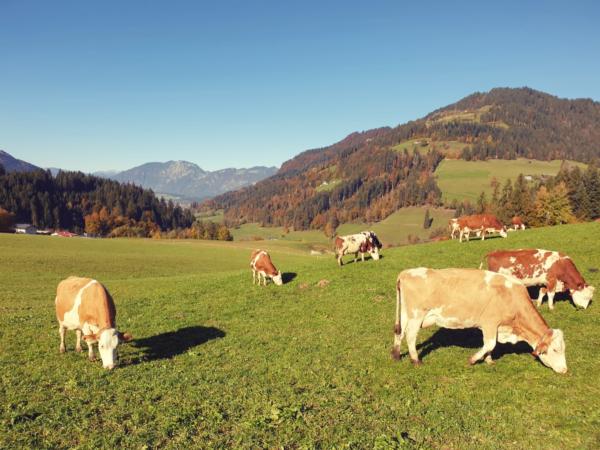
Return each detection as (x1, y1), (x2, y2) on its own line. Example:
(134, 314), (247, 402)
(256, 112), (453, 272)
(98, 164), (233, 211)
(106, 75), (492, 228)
(1, 1), (599, 172)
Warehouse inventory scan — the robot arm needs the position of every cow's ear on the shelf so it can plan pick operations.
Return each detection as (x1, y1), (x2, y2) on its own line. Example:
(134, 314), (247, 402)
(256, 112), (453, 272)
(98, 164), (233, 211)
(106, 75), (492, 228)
(118, 331), (133, 343)
(83, 333), (98, 343)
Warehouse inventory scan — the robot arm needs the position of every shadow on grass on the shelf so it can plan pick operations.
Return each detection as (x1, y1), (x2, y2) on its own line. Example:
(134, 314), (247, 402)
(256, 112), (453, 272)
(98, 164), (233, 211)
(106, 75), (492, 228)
(340, 254), (384, 265)
(413, 328), (532, 362)
(526, 286), (573, 306)
(129, 326), (225, 364)
(283, 272), (297, 284)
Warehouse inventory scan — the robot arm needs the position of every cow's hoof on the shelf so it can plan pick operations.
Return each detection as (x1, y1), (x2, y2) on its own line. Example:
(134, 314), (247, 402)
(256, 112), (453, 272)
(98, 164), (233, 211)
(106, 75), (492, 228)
(468, 357), (479, 366)
(411, 359), (423, 367)
(88, 356), (96, 362)
(391, 347), (401, 360)
(485, 357), (495, 366)
(59, 346), (65, 354)
(75, 346), (82, 353)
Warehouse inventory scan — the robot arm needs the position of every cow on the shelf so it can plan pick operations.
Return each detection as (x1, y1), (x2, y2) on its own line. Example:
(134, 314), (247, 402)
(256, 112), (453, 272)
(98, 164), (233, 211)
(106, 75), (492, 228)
(485, 249), (595, 310)
(511, 216), (526, 231)
(250, 250), (283, 286)
(391, 268), (567, 373)
(334, 231), (382, 266)
(456, 214), (508, 242)
(55, 276), (132, 370)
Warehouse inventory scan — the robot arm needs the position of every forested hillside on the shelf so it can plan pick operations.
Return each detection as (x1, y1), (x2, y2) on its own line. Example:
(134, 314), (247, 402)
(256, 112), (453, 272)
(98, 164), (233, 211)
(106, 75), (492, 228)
(0, 165), (194, 234)
(209, 87), (600, 230)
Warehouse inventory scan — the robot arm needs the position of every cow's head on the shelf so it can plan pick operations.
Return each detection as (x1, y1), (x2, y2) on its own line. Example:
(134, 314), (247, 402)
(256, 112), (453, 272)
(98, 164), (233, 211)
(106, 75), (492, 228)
(499, 227), (508, 238)
(273, 271), (283, 286)
(571, 284), (594, 309)
(365, 232), (382, 260)
(534, 329), (567, 374)
(84, 329), (132, 370)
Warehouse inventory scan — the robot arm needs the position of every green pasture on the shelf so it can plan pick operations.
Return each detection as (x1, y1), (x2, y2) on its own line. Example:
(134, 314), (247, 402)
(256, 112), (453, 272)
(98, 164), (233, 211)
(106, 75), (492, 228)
(435, 158), (586, 203)
(1, 222), (600, 448)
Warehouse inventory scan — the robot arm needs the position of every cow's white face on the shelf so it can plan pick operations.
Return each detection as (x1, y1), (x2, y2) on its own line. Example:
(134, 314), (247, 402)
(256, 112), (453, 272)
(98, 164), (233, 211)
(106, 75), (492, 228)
(571, 285), (594, 309)
(98, 328), (119, 370)
(537, 329), (567, 374)
(370, 247), (380, 260)
(273, 271), (283, 286)
(500, 228), (508, 238)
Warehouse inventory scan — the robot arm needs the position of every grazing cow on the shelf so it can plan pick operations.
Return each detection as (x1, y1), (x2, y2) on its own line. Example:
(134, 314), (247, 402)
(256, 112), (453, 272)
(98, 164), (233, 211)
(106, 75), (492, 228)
(511, 216), (526, 231)
(334, 231), (382, 266)
(485, 249), (595, 310)
(456, 214), (507, 242)
(55, 277), (132, 370)
(250, 250), (283, 286)
(391, 268), (567, 373)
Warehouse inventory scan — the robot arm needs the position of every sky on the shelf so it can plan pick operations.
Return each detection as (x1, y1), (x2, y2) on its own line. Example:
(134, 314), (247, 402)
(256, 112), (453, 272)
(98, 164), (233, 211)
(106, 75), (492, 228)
(1, 1), (599, 172)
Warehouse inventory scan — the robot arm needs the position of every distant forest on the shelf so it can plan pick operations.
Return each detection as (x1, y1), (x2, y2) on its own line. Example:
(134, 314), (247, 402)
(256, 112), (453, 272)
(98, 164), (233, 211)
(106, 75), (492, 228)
(0, 165), (195, 235)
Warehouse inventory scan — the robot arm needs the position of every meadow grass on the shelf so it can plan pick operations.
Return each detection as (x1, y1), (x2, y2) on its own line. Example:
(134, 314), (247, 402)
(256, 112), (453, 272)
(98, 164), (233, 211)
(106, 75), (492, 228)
(435, 158), (586, 203)
(1, 222), (600, 448)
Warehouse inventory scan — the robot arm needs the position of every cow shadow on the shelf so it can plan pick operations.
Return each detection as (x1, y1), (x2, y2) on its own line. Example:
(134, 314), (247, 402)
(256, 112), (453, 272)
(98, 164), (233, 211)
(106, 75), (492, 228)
(128, 326), (225, 364)
(282, 272), (297, 284)
(341, 254), (385, 265)
(414, 328), (532, 362)
(526, 286), (572, 305)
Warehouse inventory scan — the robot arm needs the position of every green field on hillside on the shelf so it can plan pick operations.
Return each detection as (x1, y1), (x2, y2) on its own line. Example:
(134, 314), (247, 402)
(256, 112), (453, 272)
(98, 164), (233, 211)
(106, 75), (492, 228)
(436, 158), (586, 202)
(231, 206), (454, 249)
(1, 222), (599, 448)
(392, 139), (470, 158)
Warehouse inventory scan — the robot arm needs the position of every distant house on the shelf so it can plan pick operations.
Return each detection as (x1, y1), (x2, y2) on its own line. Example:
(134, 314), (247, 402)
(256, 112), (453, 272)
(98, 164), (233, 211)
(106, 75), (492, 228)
(524, 175), (533, 181)
(52, 230), (78, 238)
(15, 223), (37, 234)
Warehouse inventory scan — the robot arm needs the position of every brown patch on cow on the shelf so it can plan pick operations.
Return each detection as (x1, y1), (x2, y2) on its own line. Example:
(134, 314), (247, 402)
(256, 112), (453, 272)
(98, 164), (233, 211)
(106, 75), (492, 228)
(317, 279), (330, 288)
(55, 276), (92, 321)
(334, 237), (344, 252)
(533, 329), (554, 355)
(79, 282), (116, 329)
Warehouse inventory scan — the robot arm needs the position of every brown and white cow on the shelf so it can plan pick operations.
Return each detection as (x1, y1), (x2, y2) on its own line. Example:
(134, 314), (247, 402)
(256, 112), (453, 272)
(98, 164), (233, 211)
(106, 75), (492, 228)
(485, 249), (595, 310)
(456, 214), (507, 242)
(250, 250), (283, 286)
(511, 216), (526, 231)
(55, 276), (132, 370)
(449, 218), (460, 240)
(334, 231), (382, 266)
(391, 268), (567, 373)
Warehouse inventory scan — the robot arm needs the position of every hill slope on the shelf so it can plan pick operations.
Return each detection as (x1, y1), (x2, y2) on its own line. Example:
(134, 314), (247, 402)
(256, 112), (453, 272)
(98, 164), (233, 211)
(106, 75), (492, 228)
(210, 87), (600, 229)
(110, 161), (277, 200)
(0, 150), (40, 172)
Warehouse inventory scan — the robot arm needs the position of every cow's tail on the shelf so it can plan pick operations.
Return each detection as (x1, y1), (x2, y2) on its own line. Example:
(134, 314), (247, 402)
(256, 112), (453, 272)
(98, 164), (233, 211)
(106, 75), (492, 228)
(391, 276), (402, 360)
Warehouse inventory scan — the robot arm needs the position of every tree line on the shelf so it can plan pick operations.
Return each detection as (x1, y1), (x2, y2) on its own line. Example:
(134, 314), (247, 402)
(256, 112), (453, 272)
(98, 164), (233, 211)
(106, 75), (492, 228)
(0, 165), (233, 240)
(448, 164), (600, 227)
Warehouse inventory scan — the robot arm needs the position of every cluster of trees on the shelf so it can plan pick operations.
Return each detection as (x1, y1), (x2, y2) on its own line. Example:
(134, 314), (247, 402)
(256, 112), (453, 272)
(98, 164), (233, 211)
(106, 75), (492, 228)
(211, 146), (443, 231)
(0, 166), (194, 234)
(449, 164), (600, 227)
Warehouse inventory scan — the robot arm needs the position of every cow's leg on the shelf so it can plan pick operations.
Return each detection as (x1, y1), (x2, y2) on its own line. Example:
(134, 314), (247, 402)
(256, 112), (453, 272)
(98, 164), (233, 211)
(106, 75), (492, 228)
(405, 318), (423, 366)
(75, 329), (82, 353)
(87, 341), (96, 361)
(252, 269), (256, 285)
(469, 327), (497, 365)
(361, 252), (365, 262)
(59, 324), (66, 353)
(263, 273), (267, 286)
(337, 254), (343, 266)
(547, 290), (556, 310)
(536, 287), (547, 308)
(391, 292), (408, 360)
(354, 252), (358, 263)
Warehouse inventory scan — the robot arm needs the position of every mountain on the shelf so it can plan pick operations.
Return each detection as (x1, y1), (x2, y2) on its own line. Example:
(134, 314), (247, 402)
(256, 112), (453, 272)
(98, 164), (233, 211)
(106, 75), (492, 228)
(209, 87), (600, 230)
(109, 161), (277, 200)
(0, 150), (40, 172)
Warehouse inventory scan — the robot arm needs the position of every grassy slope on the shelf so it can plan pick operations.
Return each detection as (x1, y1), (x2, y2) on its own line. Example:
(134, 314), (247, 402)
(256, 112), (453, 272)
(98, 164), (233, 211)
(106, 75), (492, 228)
(1, 223), (600, 448)
(436, 158), (587, 203)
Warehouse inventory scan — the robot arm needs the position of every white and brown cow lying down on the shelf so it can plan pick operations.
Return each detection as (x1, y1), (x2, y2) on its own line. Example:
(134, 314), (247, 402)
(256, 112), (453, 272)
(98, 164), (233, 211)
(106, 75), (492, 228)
(250, 250), (283, 286)
(486, 249), (595, 310)
(55, 276), (132, 370)
(334, 231), (382, 266)
(455, 214), (508, 242)
(391, 268), (567, 373)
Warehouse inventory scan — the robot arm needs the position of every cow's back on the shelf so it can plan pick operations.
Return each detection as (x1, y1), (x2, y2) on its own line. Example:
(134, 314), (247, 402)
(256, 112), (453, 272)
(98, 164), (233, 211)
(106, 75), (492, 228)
(399, 268), (527, 323)
(56, 276), (115, 329)
(56, 276), (94, 322)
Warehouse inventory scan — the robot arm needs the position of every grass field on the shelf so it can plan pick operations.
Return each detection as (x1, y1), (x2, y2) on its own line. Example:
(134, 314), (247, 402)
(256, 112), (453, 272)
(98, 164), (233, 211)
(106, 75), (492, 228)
(435, 158), (586, 203)
(1, 222), (600, 448)
(392, 139), (470, 158)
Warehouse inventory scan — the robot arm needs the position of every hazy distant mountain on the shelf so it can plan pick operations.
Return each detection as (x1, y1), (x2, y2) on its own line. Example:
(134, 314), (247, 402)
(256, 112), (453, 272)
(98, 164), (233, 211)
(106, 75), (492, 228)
(92, 169), (120, 178)
(108, 160), (277, 200)
(0, 150), (40, 172)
